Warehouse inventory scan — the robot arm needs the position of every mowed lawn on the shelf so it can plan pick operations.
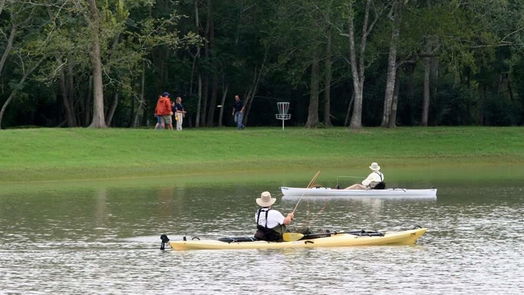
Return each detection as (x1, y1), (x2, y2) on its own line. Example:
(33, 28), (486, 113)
(0, 127), (523, 183)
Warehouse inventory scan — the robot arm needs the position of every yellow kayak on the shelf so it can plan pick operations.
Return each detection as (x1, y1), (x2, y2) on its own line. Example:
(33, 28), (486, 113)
(163, 228), (427, 251)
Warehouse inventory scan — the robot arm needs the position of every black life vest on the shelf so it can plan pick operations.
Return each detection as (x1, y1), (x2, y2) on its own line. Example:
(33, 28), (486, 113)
(371, 171), (386, 189)
(254, 208), (284, 242)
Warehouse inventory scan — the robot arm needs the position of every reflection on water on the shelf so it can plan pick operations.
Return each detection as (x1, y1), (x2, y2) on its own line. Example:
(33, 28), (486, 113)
(0, 180), (523, 294)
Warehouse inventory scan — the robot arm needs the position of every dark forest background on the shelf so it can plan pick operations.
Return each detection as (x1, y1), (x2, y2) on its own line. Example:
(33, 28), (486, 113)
(0, 0), (523, 129)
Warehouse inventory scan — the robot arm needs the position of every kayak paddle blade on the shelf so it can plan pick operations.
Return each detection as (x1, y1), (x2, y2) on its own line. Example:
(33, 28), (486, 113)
(282, 232), (304, 242)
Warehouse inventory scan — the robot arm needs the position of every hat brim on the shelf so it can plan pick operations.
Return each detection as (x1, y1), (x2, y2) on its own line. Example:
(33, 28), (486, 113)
(256, 197), (276, 207)
(369, 165), (381, 170)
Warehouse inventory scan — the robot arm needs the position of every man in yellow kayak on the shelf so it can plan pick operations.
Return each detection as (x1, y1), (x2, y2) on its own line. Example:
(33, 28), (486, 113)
(345, 162), (385, 190)
(254, 191), (294, 241)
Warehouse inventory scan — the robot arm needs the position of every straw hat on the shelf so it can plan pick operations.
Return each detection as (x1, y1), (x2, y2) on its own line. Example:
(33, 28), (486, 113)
(256, 191), (276, 207)
(369, 162), (381, 171)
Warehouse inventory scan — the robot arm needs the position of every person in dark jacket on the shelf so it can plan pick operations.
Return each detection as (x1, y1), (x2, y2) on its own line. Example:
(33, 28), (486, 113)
(172, 96), (186, 131)
(232, 95), (245, 129)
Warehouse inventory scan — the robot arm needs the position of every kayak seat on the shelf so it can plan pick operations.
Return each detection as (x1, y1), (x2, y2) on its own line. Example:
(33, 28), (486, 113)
(218, 237), (258, 243)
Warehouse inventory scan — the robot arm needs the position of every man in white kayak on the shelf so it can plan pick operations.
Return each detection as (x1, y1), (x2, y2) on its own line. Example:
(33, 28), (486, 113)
(254, 191), (294, 241)
(345, 162), (385, 190)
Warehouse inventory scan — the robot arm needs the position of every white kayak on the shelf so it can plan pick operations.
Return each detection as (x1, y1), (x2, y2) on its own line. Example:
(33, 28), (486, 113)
(281, 186), (437, 200)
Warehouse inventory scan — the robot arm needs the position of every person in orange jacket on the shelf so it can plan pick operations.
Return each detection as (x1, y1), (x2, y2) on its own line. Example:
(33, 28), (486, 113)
(154, 92), (173, 130)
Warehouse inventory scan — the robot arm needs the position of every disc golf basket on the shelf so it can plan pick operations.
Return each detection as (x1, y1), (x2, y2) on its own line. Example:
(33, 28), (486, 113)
(275, 102), (291, 130)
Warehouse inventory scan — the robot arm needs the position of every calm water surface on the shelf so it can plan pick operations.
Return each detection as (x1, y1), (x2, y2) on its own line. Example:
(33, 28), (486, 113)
(1, 179), (523, 294)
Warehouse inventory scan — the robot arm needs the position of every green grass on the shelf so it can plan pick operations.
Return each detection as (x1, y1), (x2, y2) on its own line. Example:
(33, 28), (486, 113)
(0, 126), (523, 184)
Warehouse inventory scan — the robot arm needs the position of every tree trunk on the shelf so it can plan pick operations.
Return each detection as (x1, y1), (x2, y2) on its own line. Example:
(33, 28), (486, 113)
(243, 85), (255, 126)
(195, 74), (202, 127)
(305, 55), (320, 128)
(421, 56), (431, 126)
(348, 0), (372, 129)
(388, 73), (400, 128)
(323, 28), (333, 127)
(106, 93), (119, 126)
(132, 63), (146, 127)
(243, 66), (264, 126)
(206, 74), (218, 126)
(218, 83), (229, 127)
(347, 6), (361, 128)
(189, 0), (201, 115)
(243, 47), (268, 126)
(431, 55), (439, 108)
(507, 75), (514, 101)
(381, 1), (401, 127)
(200, 75), (208, 126)
(344, 92), (355, 126)
(84, 75), (93, 126)
(66, 63), (80, 125)
(59, 62), (76, 127)
(0, 24), (16, 76)
(189, 48), (200, 97)
(0, 92), (16, 129)
(87, 0), (107, 128)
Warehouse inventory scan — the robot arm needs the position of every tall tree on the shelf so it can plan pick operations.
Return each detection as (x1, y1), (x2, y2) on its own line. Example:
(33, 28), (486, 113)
(345, 0), (382, 129)
(381, 0), (402, 128)
(86, 0), (107, 128)
(323, 24), (333, 127)
(305, 52), (320, 128)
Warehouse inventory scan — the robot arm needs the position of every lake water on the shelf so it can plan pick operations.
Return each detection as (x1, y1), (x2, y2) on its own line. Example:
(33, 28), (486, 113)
(1, 177), (523, 294)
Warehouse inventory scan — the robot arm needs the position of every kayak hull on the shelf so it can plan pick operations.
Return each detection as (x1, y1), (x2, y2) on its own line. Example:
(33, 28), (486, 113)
(168, 228), (427, 251)
(281, 186), (437, 200)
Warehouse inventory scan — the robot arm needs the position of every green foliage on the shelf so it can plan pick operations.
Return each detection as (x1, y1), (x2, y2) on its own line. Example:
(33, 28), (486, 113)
(434, 84), (477, 126)
(483, 94), (521, 126)
(1, 0), (524, 128)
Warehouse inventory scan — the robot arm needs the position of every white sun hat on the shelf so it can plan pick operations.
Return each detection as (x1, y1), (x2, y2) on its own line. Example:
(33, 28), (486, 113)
(369, 162), (381, 171)
(256, 191), (276, 207)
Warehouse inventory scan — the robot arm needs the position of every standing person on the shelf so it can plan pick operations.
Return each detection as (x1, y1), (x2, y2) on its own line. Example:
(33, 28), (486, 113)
(254, 191), (294, 241)
(154, 95), (163, 129)
(345, 162), (385, 190)
(232, 95), (245, 129)
(155, 92), (173, 130)
(173, 96), (186, 131)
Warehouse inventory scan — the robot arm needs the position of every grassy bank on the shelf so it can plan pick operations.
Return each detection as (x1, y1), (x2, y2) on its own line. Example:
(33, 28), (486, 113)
(1, 127), (523, 184)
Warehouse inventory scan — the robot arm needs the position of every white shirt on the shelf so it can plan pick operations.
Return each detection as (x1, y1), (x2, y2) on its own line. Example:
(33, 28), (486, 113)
(362, 171), (384, 187)
(255, 208), (285, 229)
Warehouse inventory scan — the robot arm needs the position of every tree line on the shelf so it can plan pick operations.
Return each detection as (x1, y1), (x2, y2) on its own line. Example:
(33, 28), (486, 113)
(0, 0), (523, 129)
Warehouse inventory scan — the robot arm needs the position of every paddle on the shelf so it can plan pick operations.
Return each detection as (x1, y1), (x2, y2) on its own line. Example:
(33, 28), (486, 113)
(283, 230), (384, 242)
(283, 232), (332, 242)
(282, 232), (304, 242)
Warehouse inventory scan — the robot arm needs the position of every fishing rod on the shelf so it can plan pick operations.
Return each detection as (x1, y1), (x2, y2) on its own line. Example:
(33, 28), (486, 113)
(292, 170), (320, 214)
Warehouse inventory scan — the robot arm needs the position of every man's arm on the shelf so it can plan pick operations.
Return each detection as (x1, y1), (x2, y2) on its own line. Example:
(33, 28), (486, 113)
(283, 212), (294, 225)
(361, 173), (374, 186)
